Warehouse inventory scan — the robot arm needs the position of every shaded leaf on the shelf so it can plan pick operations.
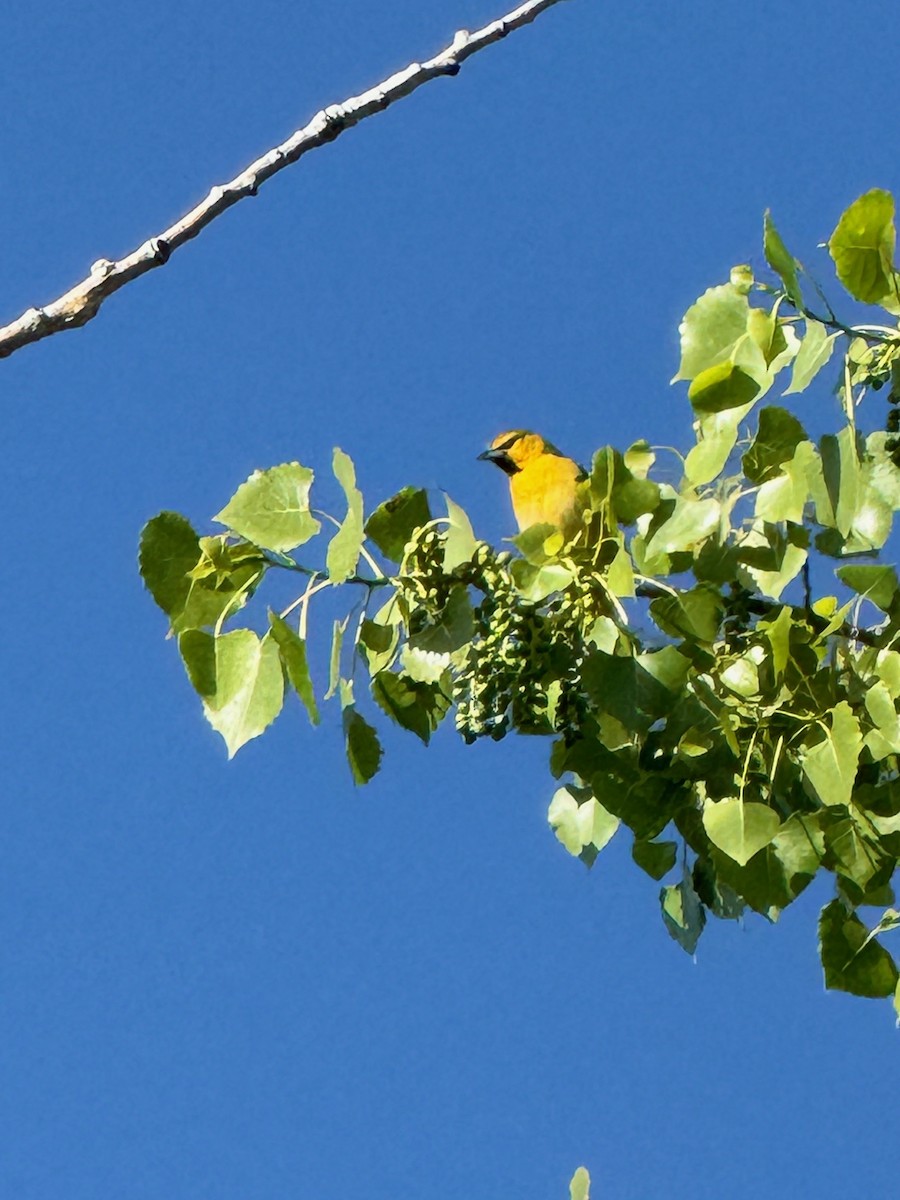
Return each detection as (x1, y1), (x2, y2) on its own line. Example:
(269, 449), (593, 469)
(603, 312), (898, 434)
(177, 628), (217, 698)
(836, 564), (899, 612)
(649, 585), (723, 643)
(139, 511), (201, 621)
(365, 487), (431, 561)
(742, 407), (807, 484)
(268, 612), (319, 725)
(819, 898), (899, 998)
(372, 670), (449, 744)
(688, 361), (760, 415)
(632, 838), (677, 880)
(342, 701), (383, 786)
(581, 652), (675, 734)
(660, 876), (706, 954)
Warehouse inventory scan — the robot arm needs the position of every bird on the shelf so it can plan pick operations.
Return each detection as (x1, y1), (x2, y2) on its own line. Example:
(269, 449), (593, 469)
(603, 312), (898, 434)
(478, 430), (587, 537)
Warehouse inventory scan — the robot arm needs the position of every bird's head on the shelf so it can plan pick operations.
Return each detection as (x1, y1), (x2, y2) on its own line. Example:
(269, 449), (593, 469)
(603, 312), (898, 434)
(477, 430), (551, 475)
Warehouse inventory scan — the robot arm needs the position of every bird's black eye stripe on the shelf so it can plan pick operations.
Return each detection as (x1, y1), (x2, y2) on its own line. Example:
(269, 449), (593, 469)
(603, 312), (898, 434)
(496, 434), (521, 452)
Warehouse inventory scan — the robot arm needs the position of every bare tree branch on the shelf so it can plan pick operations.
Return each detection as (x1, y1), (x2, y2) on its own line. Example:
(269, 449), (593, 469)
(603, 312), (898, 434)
(0, 0), (570, 361)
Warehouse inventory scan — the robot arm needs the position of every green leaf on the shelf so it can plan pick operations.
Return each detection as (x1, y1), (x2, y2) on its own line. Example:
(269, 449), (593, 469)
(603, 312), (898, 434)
(177, 628), (217, 697)
(784, 319), (839, 394)
(759, 605), (792, 681)
(754, 452), (810, 525)
(139, 511), (202, 621)
(828, 189), (900, 313)
(342, 694), (383, 785)
(569, 1167), (591, 1200)
(365, 487), (431, 561)
(325, 448), (365, 583)
(442, 495), (478, 571)
(649, 585), (723, 643)
(643, 497), (720, 559)
(548, 787), (620, 865)
(409, 584), (475, 655)
(763, 210), (803, 307)
(702, 799), (781, 867)
(358, 615), (400, 675)
(814, 427), (860, 536)
(268, 612), (319, 725)
(819, 898), (899, 998)
(673, 282), (751, 382)
(590, 446), (660, 524)
(824, 815), (885, 892)
(632, 838), (677, 880)
(372, 670), (449, 744)
(213, 462), (321, 552)
(836, 564), (899, 612)
(177, 537), (266, 633)
(688, 361), (760, 415)
(326, 617), (347, 700)
(199, 629), (284, 758)
(742, 407), (807, 484)
(581, 652), (675, 734)
(660, 876), (706, 955)
(800, 702), (862, 808)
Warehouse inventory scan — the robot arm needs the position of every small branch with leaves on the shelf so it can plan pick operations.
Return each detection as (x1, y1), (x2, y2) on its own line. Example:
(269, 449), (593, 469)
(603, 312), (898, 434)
(140, 190), (900, 1016)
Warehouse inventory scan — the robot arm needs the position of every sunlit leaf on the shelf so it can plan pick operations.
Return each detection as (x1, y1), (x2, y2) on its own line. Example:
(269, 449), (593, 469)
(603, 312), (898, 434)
(198, 629), (284, 758)
(673, 282), (750, 382)
(800, 702), (862, 808)
(442, 495), (477, 570)
(828, 188), (900, 313)
(702, 799), (781, 867)
(549, 786), (620, 864)
(569, 1166), (591, 1200)
(326, 448), (365, 583)
(784, 319), (839, 394)
(763, 210), (803, 307)
(214, 462), (321, 552)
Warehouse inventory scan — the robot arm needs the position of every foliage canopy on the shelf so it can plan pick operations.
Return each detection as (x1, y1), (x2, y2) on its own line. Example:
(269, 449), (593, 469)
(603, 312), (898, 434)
(141, 189), (900, 1015)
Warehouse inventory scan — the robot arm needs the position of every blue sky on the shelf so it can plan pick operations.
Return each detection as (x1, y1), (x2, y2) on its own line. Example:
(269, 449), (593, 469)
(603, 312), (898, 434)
(1, 2), (898, 1196)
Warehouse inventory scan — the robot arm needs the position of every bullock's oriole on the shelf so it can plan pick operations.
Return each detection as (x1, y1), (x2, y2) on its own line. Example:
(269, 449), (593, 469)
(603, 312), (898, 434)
(478, 430), (587, 537)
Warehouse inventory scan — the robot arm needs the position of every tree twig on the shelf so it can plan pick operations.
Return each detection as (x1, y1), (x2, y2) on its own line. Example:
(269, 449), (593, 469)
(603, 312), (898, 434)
(0, 0), (570, 361)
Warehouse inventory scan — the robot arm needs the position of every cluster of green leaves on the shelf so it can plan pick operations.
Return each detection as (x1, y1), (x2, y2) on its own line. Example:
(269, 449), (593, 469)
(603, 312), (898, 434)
(141, 189), (900, 1014)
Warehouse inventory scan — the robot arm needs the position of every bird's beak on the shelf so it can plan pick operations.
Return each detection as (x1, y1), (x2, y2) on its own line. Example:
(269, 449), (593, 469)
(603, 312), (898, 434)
(478, 448), (518, 475)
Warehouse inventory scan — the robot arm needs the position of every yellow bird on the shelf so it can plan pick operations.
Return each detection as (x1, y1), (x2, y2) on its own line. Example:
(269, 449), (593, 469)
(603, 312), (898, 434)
(478, 430), (587, 537)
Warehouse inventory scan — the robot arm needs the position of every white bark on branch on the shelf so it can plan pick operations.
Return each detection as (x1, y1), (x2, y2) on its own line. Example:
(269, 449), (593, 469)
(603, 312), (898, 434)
(0, 0), (570, 361)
